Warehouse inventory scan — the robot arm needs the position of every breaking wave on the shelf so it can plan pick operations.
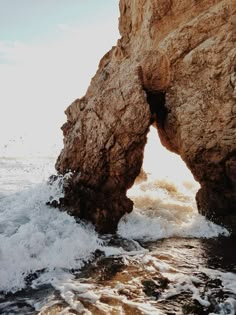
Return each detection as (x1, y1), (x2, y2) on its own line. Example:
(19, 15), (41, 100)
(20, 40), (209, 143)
(0, 127), (233, 315)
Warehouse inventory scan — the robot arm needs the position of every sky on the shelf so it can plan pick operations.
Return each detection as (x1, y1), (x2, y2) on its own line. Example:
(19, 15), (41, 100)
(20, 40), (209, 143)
(0, 0), (120, 156)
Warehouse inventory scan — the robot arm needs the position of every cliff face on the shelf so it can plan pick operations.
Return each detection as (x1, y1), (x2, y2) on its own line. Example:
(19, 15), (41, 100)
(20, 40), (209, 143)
(56, 0), (236, 233)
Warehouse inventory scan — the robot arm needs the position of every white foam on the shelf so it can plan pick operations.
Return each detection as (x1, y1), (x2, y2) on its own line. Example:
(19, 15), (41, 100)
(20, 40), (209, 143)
(201, 268), (236, 295)
(118, 208), (229, 241)
(201, 268), (236, 315)
(97, 287), (163, 315)
(120, 177), (229, 240)
(0, 174), (102, 293)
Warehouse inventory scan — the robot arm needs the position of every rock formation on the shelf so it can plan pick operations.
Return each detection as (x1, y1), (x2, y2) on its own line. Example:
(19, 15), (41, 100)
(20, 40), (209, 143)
(56, 0), (236, 234)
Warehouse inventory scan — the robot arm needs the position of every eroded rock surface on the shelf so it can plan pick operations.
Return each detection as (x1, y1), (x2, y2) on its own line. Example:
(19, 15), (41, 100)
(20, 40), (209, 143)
(56, 0), (236, 233)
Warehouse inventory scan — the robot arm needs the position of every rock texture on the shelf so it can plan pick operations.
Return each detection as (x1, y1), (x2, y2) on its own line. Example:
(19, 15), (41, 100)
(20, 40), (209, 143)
(56, 0), (236, 233)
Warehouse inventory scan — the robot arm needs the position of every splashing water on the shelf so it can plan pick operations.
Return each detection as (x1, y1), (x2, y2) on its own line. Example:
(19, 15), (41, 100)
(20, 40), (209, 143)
(0, 160), (102, 293)
(0, 129), (235, 314)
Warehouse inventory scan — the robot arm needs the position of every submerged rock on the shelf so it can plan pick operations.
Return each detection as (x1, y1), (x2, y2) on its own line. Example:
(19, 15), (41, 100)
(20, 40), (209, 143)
(142, 277), (169, 299)
(56, 0), (236, 233)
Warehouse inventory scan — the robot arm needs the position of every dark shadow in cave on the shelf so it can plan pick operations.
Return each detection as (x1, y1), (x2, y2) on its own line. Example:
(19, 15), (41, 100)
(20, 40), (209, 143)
(145, 91), (167, 127)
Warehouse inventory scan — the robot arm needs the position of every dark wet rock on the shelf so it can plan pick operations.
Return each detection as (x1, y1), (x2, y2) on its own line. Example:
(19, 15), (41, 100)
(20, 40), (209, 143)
(46, 174), (63, 208)
(96, 257), (125, 281)
(104, 235), (144, 252)
(47, 174), (59, 185)
(46, 199), (59, 208)
(142, 279), (161, 299)
(24, 270), (45, 285)
(78, 255), (125, 282)
(142, 277), (169, 299)
(153, 276), (170, 290)
(0, 284), (55, 315)
(182, 300), (207, 315)
(202, 236), (236, 272)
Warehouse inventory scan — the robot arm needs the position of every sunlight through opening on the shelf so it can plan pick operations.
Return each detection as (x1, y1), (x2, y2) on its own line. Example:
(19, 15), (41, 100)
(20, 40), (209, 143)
(119, 125), (228, 241)
(142, 126), (198, 186)
(127, 125), (200, 221)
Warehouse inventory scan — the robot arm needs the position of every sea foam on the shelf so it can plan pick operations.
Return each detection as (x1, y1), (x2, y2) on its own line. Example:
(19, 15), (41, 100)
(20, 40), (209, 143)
(0, 129), (230, 295)
(0, 170), (102, 293)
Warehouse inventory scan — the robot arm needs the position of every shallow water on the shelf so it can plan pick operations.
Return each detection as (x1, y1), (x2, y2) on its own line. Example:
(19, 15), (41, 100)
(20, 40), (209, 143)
(1, 235), (235, 315)
(0, 129), (235, 314)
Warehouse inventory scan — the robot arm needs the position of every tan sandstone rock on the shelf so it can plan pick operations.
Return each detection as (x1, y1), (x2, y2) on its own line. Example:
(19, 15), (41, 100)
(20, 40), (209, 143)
(56, 0), (236, 233)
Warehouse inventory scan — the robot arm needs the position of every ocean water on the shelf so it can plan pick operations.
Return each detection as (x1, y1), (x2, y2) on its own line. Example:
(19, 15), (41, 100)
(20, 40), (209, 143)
(0, 127), (235, 315)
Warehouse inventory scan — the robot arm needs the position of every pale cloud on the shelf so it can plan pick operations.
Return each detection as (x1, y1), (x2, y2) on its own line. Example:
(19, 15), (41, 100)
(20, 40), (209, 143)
(0, 19), (120, 157)
(0, 41), (28, 64)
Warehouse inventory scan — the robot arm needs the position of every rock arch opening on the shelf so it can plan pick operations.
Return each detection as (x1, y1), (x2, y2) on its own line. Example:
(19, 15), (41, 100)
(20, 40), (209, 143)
(130, 124), (199, 211)
(126, 88), (201, 228)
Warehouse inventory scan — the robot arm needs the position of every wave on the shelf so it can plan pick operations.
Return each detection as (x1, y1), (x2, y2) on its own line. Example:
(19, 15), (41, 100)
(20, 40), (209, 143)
(0, 128), (230, 294)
